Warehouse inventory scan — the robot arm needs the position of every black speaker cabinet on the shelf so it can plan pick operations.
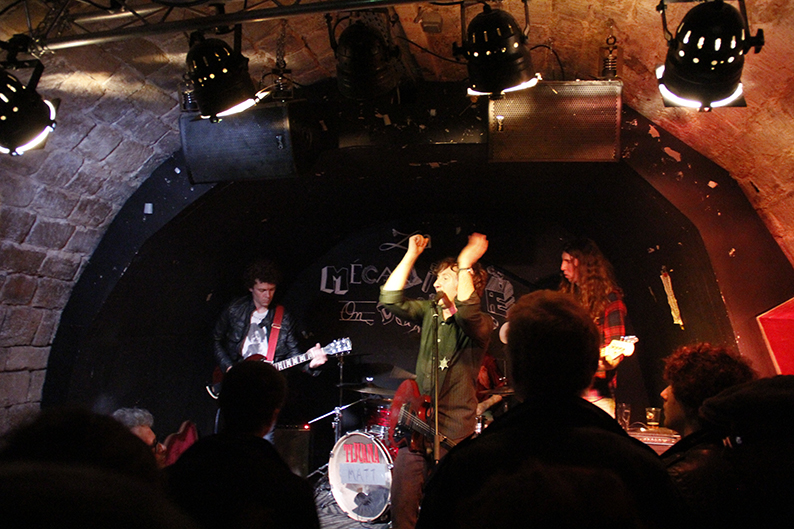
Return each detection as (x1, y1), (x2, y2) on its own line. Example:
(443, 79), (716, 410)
(488, 80), (622, 162)
(273, 425), (311, 477)
(179, 101), (328, 183)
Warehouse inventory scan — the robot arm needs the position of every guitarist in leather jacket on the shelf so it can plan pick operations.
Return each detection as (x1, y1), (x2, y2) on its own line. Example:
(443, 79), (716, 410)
(379, 233), (492, 529)
(212, 259), (326, 384)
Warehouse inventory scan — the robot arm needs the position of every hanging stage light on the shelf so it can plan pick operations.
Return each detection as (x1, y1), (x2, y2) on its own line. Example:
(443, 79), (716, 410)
(655, 0), (764, 110)
(186, 31), (257, 122)
(328, 17), (398, 100)
(455, 5), (538, 99)
(0, 62), (57, 156)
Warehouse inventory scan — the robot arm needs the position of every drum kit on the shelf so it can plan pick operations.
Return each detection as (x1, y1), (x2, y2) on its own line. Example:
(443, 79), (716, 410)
(309, 355), (513, 523)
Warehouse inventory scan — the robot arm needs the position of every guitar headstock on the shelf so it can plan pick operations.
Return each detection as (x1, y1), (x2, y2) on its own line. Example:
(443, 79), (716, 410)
(325, 337), (352, 356)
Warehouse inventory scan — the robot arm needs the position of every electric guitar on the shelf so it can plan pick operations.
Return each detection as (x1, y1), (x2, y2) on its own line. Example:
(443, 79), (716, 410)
(389, 379), (457, 456)
(206, 337), (352, 399)
(601, 335), (638, 366)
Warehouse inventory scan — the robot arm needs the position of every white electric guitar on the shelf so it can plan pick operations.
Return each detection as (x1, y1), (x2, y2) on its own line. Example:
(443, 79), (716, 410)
(600, 336), (638, 366)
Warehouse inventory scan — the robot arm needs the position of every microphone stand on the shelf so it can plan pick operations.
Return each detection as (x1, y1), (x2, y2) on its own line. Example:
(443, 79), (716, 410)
(432, 299), (441, 465)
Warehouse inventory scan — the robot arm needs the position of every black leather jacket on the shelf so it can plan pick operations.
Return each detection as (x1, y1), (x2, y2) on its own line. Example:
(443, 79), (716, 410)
(212, 296), (302, 373)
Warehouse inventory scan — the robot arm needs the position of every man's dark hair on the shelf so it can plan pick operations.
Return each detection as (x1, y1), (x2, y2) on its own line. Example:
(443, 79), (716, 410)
(663, 343), (756, 417)
(219, 361), (288, 435)
(243, 259), (282, 289)
(431, 258), (488, 297)
(505, 290), (600, 399)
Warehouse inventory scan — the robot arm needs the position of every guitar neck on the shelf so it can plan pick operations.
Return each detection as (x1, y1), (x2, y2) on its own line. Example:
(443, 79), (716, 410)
(270, 341), (346, 371)
(398, 405), (456, 450)
(271, 351), (313, 371)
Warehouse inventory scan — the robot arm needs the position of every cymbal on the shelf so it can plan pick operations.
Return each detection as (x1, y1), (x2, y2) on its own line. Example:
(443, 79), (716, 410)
(388, 366), (417, 380)
(478, 386), (515, 396)
(340, 384), (396, 397)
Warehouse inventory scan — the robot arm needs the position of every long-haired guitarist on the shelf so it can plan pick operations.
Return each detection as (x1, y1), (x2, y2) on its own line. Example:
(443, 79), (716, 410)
(559, 238), (628, 417)
(379, 233), (492, 529)
(212, 259), (327, 387)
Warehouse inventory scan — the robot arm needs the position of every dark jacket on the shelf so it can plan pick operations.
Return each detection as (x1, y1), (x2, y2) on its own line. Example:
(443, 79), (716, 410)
(662, 375), (794, 529)
(212, 296), (303, 373)
(166, 433), (320, 529)
(417, 396), (690, 529)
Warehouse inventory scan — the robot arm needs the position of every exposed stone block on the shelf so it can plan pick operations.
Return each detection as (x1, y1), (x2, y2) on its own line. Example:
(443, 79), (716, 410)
(28, 369), (46, 402)
(90, 93), (133, 125)
(0, 371), (30, 407)
(65, 227), (101, 255)
(69, 196), (114, 228)
(68, 159), (110, 196)
(32, 277), (72, 310)
(76, 124), (124, 161)
(0, 206), (36, 242)
(47, 110), (96, 152)
(0, 148), (46, 177)
(115, 110), (171, 145)
(33, 309), (61, 347)
(0, 275), (37, 305)
(104, 139), (153, 175)
(0, 306), (45, 347)
(25, 219), (76, 250)
(32, 150), (84, 187)
(107, 39), (170, 78)
(0, 173), (37, 208)
(6, 347), (50, 371)
(58, 71), (106, 109)
(59, 46), (121, 84)
(40, 253), (82, 281)
(133, 82), (179, 117)
(0, 243), (47, 275)
(32, 187), (80, 219)
(0, 403), (39, 437)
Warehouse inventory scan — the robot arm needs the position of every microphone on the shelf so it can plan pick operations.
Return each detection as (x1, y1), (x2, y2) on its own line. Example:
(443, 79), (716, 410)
(433, 292), (445, 307)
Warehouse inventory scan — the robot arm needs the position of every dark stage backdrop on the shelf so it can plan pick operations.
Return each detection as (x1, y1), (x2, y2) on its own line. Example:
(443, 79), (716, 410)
(45, 151), (752, 469)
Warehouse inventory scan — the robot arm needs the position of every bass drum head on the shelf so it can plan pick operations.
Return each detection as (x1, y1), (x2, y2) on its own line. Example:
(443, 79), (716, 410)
(328, 431), (393, 522)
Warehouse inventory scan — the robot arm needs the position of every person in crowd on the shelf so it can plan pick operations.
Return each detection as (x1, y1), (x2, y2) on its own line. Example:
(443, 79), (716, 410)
(209, 258), (327, 398)
(0, 406), (161, 485)
(166, 361), (320, 529)
(659, 343), (759, 528)
(379, 232), (492, 529)
(683, 375), (794, 529)
(416, 290), (689, 529)
(660, 343), (755, 438)
(559, 237), (628, 416)
(112, 407), (167, 468)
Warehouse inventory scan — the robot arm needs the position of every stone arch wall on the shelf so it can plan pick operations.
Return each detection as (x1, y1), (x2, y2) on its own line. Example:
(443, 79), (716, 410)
(0, 34), (184, 432)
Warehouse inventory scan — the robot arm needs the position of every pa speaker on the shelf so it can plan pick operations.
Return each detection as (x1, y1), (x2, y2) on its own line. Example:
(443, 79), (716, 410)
(179, 101), (330, 183)
(489, 80), (622, 162)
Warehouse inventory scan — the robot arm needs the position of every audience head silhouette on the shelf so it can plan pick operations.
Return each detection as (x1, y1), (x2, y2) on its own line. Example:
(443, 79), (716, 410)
(219, 360), (287, 436)
(504, 290), (600, 400)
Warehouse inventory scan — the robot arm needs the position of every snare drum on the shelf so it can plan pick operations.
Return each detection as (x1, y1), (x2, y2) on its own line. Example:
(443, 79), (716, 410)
(328, 431), (393, 522)
(363, 399), (392, 440)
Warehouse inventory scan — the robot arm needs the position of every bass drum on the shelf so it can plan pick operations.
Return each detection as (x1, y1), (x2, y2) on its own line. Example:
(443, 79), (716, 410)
(328, 431), (393, 522)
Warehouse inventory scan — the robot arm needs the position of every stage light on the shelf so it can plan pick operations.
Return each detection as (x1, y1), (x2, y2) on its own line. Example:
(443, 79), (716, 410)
(656, 0), (764, 111)
(0, 63), (57, 156)
(186, 31), (257, 122)
(454, 5), (538, 99)
(330, 19), (398, 100)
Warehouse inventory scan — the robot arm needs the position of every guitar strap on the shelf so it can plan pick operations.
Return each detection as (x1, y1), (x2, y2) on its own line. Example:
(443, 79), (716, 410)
(265, 305), (284, 363)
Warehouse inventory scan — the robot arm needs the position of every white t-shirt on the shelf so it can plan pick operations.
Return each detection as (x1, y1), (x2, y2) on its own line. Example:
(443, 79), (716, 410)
(242, 309), (269, 359)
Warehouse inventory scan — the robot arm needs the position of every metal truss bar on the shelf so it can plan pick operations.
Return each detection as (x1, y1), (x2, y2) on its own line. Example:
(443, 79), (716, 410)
(38, 0), (423, 51)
